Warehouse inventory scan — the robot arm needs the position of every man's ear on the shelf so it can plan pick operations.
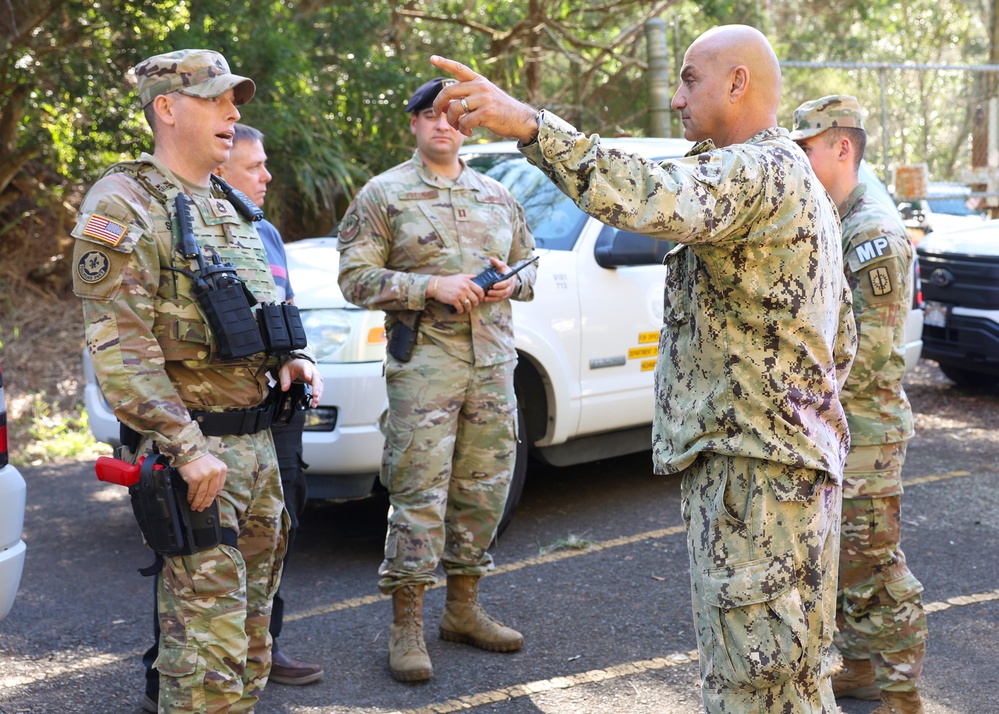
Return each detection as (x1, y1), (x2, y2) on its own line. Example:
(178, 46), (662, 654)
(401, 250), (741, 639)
(152, 95), (175, 127)
(729, 66), (750, 102)
(838, 137), (853, 162)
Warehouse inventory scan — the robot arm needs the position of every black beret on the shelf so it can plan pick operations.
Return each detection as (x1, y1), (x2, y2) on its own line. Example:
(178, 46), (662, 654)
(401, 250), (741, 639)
(404, 78), (457, 113)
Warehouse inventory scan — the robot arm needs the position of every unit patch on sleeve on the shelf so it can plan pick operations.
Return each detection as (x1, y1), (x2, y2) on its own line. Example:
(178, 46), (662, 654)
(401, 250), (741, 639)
(77, 250), (111, 283)
(82, 214), (129, 246)
(868, 266), (892, 296)
(338, 214), (360, 244)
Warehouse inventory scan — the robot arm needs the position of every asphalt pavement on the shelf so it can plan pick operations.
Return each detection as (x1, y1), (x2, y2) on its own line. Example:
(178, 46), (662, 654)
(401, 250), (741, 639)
(1, 360), (997, 713)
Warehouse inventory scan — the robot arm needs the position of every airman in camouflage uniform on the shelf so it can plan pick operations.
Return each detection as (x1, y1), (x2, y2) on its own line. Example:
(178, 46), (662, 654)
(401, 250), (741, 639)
(336, 78), (537, 683)
(431, 24), (857, 714)
(792, 95), (927, 714)
(71, 49), (322, 713)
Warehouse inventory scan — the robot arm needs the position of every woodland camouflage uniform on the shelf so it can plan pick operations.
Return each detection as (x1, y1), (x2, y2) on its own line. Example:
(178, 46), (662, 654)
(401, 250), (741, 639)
(521, 110), (857, 714)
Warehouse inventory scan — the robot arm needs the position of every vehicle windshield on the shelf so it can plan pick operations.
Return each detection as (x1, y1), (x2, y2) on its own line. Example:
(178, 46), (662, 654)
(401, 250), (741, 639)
(463, 153), (589, 250)
(926, 197), (979, 217)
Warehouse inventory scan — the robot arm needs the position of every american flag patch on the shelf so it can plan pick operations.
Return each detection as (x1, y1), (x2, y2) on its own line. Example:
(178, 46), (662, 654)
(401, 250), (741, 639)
(82, 214), (129, 246)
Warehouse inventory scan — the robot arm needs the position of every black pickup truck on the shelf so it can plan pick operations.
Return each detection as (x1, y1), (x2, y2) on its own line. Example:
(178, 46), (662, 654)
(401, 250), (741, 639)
(917, 219), (999, 386)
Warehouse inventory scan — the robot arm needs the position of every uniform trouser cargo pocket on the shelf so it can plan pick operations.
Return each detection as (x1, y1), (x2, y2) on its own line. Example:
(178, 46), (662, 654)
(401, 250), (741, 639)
(155, 644), (206, 712)
(703, 552), (807, 689)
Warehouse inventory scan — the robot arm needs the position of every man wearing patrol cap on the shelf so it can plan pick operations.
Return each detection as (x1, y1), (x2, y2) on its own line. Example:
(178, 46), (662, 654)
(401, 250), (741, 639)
(337, 77), (537, 683)
(72, 48), (322, 713)
(792, 95), (927, 714)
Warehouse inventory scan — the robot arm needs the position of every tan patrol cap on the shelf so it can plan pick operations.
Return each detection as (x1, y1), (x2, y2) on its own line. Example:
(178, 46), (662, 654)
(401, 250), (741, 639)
(134, 49), (255, 108)
(789, 95), (865, 140)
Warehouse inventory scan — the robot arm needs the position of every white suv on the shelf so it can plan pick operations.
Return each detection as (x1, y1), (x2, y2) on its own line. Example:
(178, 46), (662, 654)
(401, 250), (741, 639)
(0, 362), (27, 620)
(84, 138), (923, 529)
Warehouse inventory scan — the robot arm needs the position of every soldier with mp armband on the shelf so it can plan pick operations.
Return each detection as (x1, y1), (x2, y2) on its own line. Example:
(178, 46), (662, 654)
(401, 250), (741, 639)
(71, 49), (322, 713)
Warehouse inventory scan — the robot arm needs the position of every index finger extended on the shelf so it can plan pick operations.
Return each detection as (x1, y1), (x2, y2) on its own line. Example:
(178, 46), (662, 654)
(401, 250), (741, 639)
(430, 55), (477, 112)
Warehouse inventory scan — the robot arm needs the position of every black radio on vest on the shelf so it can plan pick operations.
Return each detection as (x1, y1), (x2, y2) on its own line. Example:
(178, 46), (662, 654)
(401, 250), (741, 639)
(174, 193), (266, 360)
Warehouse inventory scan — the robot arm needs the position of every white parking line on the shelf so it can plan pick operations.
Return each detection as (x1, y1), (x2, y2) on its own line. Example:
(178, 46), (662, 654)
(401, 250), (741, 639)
(286, 468), (980, 623)
(2, 469), (983, 695)
(397, 650), (701, 714)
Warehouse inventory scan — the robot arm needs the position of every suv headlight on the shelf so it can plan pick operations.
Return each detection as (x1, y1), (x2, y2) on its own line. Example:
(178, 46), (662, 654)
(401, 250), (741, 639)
(300, 308), (386, 363)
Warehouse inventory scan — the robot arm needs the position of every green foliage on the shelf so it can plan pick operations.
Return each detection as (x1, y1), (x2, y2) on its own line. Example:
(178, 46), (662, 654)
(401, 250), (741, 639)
(9, 394), (107, 465)
(0, 0), (993, 242)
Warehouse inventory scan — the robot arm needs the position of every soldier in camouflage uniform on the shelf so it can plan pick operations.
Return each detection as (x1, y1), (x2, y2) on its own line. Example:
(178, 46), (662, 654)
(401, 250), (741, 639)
(336, 78), (537, 683)
(71, 49), (323, 713)
(792, 95), (927, 714)
(431, 24), (857, 714)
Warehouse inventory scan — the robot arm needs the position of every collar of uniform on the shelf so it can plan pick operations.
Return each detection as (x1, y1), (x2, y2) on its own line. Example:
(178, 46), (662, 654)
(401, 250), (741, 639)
(411, 149), (470, 189)
(838, 182), (867, 224)
(140, 152), (212, 197)
(685, 126), (786, 157)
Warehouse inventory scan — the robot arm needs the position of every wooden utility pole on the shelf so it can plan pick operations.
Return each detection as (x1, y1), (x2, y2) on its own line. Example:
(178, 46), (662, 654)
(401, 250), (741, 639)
(964, 0), (999, 216)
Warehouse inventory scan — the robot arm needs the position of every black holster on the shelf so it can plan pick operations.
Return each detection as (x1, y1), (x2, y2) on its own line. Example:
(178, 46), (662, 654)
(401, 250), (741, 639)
(128, 454), (222, 558)
(387, 311), (422, 362)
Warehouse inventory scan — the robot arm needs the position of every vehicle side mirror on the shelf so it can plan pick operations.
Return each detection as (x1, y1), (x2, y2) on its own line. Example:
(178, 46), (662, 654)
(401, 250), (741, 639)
(594, 225), (674, 268)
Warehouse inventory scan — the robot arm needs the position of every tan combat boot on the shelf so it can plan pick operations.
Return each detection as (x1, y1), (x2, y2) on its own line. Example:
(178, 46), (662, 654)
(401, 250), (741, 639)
(871, 690), (925, 714)
(832, 657), (879, 700)
(389, 584), (433, 682)
(439, 574), (524, 652)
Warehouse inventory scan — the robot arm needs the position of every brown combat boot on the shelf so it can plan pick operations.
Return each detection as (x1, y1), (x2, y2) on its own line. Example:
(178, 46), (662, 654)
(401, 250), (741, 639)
(389, 584), (433, 682)
(439, 574), (523, 652)
(832, 657), (879, 700)
(871, 690), (925, 714)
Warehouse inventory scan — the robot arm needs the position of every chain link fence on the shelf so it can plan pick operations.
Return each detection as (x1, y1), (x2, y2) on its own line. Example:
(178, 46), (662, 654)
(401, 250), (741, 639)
(780, 60), (999, 213)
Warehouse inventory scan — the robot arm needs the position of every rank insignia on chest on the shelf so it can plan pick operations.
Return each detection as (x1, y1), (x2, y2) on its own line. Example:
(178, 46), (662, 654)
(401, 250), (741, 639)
(82, 214), (129, 246)
(208, 198), (235, 218)
(868, 266), (892, 296)
(78, 250), (111, 283)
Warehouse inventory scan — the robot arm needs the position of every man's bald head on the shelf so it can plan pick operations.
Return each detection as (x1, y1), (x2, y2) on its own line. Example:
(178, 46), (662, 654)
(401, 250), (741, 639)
(672, 24), (781, 146)
(691, 25), (781, 110)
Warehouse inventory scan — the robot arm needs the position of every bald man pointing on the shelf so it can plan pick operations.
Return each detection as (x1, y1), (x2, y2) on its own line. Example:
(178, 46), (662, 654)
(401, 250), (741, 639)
(432, 25), (856, 714)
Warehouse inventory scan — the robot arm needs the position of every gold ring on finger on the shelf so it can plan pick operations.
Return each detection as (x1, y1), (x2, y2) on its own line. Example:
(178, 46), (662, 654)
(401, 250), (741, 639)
(460, 98), (470, 114)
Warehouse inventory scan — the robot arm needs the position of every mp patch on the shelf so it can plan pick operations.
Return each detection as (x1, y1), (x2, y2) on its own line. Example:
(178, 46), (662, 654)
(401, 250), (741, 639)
(868, 266), (892, 296)
(82, 214), (129, 246)
(853, 237), (893, 265)
(78, 250), (111, 283)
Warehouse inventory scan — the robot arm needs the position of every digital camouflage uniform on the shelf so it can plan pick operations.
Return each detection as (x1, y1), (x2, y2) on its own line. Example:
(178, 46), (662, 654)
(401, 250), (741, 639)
(336, 150), (537, 594)
(521, 111), (857, 714)
(836, 183), (926, 691)
(72, 154), (288, 713)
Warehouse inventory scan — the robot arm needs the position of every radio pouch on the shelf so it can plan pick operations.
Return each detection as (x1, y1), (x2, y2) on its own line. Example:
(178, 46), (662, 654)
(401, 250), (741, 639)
(194, 279), (267, 360)
(128, 454), (223, 559)
(388, 310), (422, 362)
